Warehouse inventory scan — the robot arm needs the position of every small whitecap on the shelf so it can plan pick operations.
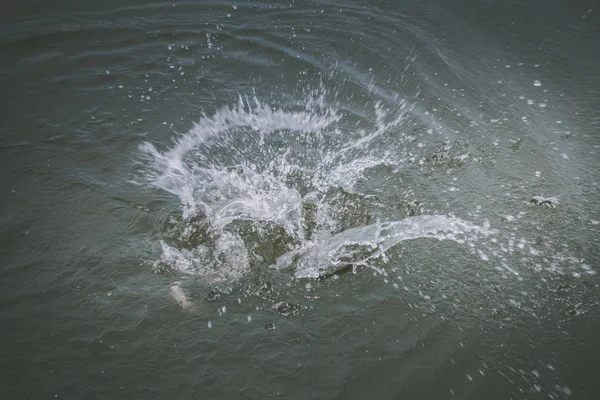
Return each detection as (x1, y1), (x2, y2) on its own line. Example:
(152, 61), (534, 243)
(208, 321), (212, 328)
(247, 315), (252, 322)
(534, 80), (542, 86)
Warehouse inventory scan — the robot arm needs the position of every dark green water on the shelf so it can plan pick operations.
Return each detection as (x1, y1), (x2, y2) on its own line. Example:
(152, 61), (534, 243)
(1, 1), (599, 399)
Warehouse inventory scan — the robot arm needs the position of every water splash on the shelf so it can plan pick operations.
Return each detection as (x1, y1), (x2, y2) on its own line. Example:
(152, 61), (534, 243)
(138, 86), (421, 279)
(137, 85), (594, 287)
(275, 214), (495, 279)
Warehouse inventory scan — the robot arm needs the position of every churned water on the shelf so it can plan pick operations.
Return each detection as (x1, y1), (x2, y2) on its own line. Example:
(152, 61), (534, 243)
(1, 1), (599, 399)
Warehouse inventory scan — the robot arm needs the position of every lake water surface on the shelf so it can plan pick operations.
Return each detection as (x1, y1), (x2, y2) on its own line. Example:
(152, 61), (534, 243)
(1, 1), (599, 398)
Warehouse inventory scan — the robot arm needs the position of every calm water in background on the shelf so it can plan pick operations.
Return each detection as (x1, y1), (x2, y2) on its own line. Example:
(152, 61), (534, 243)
(1, 0), (600, 399)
